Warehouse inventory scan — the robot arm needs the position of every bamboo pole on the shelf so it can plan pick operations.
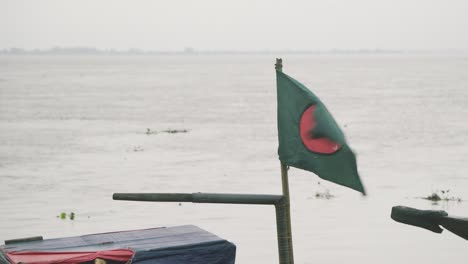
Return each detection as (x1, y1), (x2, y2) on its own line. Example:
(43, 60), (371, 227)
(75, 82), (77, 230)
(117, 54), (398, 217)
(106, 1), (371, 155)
(113, 193), (282, 205)
(113, 191), (293, 264)
(275, 58), (294, 264)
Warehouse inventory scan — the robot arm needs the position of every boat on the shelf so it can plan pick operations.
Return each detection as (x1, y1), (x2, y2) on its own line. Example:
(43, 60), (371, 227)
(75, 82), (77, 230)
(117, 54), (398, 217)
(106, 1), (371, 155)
(0, 225), (236, 264)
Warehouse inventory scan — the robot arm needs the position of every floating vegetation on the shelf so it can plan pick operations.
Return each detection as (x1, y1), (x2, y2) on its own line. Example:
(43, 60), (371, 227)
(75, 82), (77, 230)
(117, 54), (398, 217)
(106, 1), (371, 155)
(312, 181), (335, 199)
(163, 129), (189, 134)
(315, 190), (335, 199)
(57, 212), (75, 220)
(146, 128), (189, 135)
(133, 146), (144, 152)
(422, 189), (462, 203)
(146, 128), (155, 135)
(425, 192), (441, 201)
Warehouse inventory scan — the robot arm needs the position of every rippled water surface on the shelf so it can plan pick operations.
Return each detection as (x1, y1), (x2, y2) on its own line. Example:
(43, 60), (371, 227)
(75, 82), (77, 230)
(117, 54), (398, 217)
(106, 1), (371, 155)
(1, 54), (467, 263)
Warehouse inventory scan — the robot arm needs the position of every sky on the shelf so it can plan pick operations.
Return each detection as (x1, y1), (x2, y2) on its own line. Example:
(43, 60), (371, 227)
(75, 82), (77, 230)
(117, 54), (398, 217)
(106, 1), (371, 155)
(2, 0), (468, 51)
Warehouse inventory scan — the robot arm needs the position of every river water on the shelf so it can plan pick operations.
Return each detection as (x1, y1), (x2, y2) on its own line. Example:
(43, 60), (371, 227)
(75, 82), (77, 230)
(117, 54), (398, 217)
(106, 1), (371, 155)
(1, 54), (467, 263)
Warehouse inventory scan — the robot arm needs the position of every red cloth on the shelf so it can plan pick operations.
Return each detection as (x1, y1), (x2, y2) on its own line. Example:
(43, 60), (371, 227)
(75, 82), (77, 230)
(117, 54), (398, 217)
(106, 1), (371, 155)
(6, 249), (134, 264)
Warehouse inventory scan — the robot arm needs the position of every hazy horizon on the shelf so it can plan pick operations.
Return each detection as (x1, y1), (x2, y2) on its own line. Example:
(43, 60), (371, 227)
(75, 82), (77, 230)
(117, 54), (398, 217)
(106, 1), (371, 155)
(1, 46), (465, 52)
(3, 0), (468, 51)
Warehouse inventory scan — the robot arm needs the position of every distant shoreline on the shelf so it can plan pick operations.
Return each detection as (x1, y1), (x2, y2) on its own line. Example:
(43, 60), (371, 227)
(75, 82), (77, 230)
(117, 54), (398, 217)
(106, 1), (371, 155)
(0, 47), (404, 55)
(2, 47), (467, 56)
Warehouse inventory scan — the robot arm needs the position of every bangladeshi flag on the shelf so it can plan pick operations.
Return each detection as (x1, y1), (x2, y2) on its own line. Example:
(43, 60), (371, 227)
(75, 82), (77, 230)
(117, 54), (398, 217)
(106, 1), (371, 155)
(276, 69), (365, 194)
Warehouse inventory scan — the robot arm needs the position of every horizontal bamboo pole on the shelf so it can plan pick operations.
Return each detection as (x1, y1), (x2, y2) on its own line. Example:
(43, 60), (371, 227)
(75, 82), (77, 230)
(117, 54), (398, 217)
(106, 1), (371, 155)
(113, 192), (283, 205)
(5, 236), (43, 245)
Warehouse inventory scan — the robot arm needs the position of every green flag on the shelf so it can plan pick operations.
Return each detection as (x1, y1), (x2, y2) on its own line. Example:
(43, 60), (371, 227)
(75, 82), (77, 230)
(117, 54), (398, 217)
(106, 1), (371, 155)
(276, 69), (365, 194)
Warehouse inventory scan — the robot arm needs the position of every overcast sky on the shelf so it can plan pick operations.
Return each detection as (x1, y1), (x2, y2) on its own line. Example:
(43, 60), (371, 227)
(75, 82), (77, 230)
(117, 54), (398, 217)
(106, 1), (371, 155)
(2, 0), (468, 51)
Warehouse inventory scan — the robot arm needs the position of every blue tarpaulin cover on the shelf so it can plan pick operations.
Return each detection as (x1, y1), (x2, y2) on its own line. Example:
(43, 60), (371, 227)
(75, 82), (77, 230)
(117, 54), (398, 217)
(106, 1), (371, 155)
(1, 225), (236, 264)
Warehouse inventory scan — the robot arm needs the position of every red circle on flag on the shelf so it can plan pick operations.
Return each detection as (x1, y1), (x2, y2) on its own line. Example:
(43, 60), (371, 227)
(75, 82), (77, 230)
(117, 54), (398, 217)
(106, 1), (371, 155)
(299, 105), (341, 154)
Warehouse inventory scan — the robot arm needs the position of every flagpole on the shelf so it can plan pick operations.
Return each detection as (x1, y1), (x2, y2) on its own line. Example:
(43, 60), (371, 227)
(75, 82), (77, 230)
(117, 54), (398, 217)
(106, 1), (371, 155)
(275, 58), (295, 264)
